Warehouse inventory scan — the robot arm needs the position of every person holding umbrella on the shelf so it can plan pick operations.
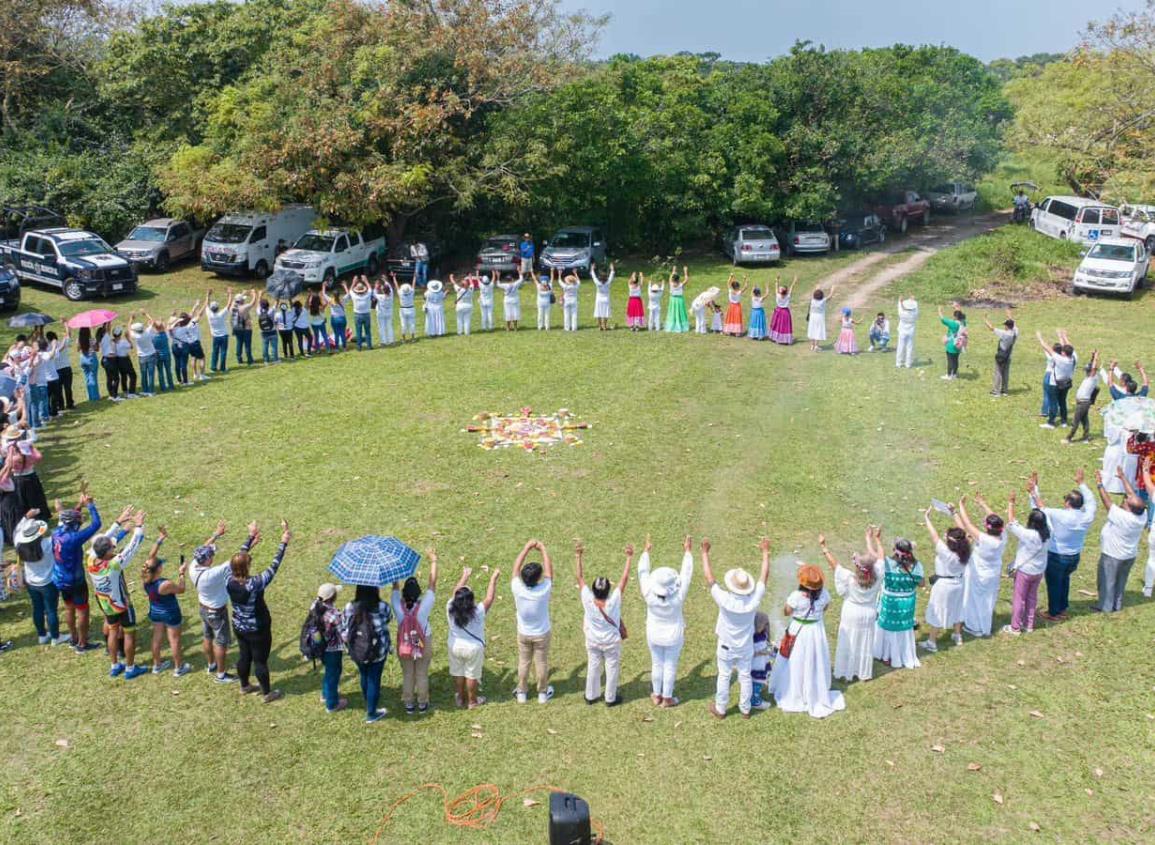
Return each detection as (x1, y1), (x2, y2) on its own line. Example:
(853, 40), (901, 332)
(342, 585), (392, 723)
(227, 519), (292, 703)
(76, 328), (100, 402)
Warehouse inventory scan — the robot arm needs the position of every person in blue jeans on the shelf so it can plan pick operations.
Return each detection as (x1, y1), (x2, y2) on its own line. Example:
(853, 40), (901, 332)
(342, 584), (392, 723)
(411, 242), (430, 287)
(325, 285), (348, 351)
(257, 300), (279, 364)
(16, 512), (65, 644)
(313, 583), (347, 713)
(152, 320), (174, 392)
(232, 292), (256, 366)
(1029, 468), (1096, 621)
(78, 330), (100, 402)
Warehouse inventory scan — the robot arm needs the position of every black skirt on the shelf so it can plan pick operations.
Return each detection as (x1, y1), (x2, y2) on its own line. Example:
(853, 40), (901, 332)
(13, 472), (50, 523)
(0, 489), (21, 543)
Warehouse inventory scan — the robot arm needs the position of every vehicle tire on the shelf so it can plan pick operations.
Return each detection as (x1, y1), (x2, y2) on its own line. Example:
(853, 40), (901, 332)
(254, 259), (269, 278)
(732, 253), (739, 266)
(922, 209), (930, 226)
(63, 278), (85, 302)
(899, 216), (908, 235)
(367, 253), (380, 276)
(155, 251), (170, 273)
(1069, 284), (1079, 296)
(1059, 231), (1068, 240)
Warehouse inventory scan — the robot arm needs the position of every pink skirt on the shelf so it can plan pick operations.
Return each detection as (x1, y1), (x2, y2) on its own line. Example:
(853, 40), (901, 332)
(626, 295), (645, 327)
(835, 327), (858, 354)
(769, 307), (793, 344)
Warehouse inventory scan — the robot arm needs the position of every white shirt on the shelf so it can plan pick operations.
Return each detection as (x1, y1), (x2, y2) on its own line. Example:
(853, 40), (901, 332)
(970, 532), (1007, 580)
(446, 601), (486, 650)
(511, 576), (552, 636)
(273, 309), (289, 331)
(561, 281), (579, 305)
(131, 327), (156, 357)
(207, 309), (229, 338)
(478, 281), (495, 305)
(99, 335), (113, 358)
(933, 541), (966, 578)
(648, 286), (663, 309)
(455, 286), (473, 308)
(897, 298), (919, 330)
(1100, 503), (1146, 560)
(1075, 374), (1098, 403)
(391, 589), (436, 638)
(37, 350), (57, 383)
(114, 338), (132, 358)
(581, 586), (622, 647)
(537, 285), (553, 306)
(1051, 353), (1076, 384)
(398, 286), (416, 309)
(374, 290), (394, 314)
(710, 582), (766, 654)
(1036, 484), (1096, 554)
(52, 337), (71, 371)
(293, 308), (310, 329)
(346, 290), (373, 315)
(638, 550), (694, 647)
(190, 560), (232, 609)
(16, 519), (53, 587)
(1008, 521), (1047, 576)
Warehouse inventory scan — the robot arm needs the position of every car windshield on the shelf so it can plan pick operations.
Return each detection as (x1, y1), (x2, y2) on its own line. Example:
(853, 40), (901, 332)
(126, 227), (166, 242)
(549, 231), (589, 249)
(294, 234), (336, 252)
(841, 213), (868, 227)
(484, 238), (515, 251)
(206, 224), (251, 244)
(58, 238), (112, 258)
(931, 185), (955, 195)
(796, 223), (825, 233)
(1087, 244), (1135, 262)
(739, 227), (773, 240)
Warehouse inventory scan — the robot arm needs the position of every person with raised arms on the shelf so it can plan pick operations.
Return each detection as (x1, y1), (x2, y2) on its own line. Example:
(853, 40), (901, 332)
(189, 520), (237, 684)
(446, 565), (500, 710)
(226, 518), (292, 703)
(870, 526), (924, 669)
(390, 550), (439, 715)
(590, 262), (615, 331)
(575, 539), (631, 707)
(704, 536), (769, 719)
(918, 507), (969, 652)
(51, 489), (103, 653)
(819, 529), (883, 682)
(87, 506), (148, 680)
(767, 562), (845, 718)
(1029, 467), (1096, 622)
(1092, 466), (1147, 614)
(511, 538), (554, 704)
(477, 273), (496, 331)
(497, 272), (524, 332)
(638, 535), (695, 707)
(954, 494), (1008, 639)
(558, 268), (581, 332)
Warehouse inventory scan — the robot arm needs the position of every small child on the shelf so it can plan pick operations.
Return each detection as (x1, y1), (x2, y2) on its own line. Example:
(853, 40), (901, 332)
(626, 274), (645, 331)
(647, 279), (664, 332)
(751, 611), (773, 710)
(710, 301), (724, 334)
(835, 306), (859, 355)
(868, 312), (891, 352)
(536, 275), (552, 331)
(747, 288), (768, 341)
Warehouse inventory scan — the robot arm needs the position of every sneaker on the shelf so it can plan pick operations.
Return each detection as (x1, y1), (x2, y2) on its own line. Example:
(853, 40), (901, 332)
(173, 663), (192, 678)
(37, 635), (51, 645)
(584, 696), (599, 706)
(468, 697), (487, 709)
(538, 685), (555, 704)
(214, 672), (237, 684)
(51, 635), (71, 646)
(366, 708), (387, 723)
(1039, 423), (1055, 429)
(404, 703), (417, 715)
(940, 375), (952, 380)
(752, 699), (772, 711)
(1001, 625), (1021, 636)
(1143, 589), (1153, 598)
(951, 633), (964, 647)
(152, 660), (172, 675)
(263, 690), (283, 704)
(123, 665), (148, 680)
(918, 639), (937, 653)
(418, 703), (430, 714)
(515, 690), (527, 704)
(240, 684), (260, 695)
(207, 663), (218, 674)
(74, 641), (100, 653)
(109, 662), (126, 677)
(328, 698), (349, 713)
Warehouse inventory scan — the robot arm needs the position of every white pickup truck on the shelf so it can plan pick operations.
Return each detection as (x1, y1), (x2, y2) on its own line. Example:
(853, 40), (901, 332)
(274, 227), (386, 286)
(1120, 204), (1155, 252)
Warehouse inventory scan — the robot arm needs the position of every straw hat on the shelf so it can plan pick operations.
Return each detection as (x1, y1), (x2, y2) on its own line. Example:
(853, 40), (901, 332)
(317, 583), (342, 601)
(723, 567), (756, 596)
(798, 564), (824, 591)
(2, 425), (23, 442)
(649, 566), (680, 599)
(427, 280), (443, 294)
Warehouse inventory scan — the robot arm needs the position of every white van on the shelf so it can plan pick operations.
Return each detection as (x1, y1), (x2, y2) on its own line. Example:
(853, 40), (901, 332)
(201, 205), (316, 277)
(1030, 196), (1120, 245)
(274, 225), (387, 286)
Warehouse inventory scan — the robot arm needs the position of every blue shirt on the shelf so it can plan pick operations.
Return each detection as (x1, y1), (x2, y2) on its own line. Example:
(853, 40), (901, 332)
(519, 240), (534, 260)
(152, 331), (171, 357)
(51, 504), (102, 589)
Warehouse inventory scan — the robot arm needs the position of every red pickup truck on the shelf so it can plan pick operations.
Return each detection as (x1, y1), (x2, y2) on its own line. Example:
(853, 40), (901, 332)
(874, 191), (931, 235)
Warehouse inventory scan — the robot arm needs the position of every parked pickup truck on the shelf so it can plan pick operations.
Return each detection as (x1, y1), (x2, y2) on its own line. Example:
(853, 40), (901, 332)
(115, 218), (203, 272)
(274, 226), (386, 286)
(874, 191), (931, 234)
(0, 228), (138, 301)
(1120, 204), (1155, 252)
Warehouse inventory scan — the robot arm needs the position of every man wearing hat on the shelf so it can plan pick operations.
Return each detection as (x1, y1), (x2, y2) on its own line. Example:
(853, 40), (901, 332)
(51, 492), (104, 654)
(189, 520), (237, 683)
(518, 233), (535, 276)
(86, 507), (148, 680)
(703, 537), (771, 719)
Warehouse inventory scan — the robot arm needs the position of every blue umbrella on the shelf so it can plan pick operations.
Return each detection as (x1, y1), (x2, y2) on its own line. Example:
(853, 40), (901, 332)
(8, 312), (55, 329)
(328, 536), (421, 586)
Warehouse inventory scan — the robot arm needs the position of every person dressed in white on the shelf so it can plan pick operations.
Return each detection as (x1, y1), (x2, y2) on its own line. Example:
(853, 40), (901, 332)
(1029, 467), (1097, 621)
(819, 531), (883, 682)
(446, 565), (500, 710)
(450, 274), (474, 336)
(1093, 466), (1148, 613)
(535, 274), (553, 331)
(919, 509), (969, 652)
(373, 276), (395, 346)
(498, 274), (524, 331)
(768, 563), (845, 718)
(806, 286), (833, 352)
(477, 275), (496, 331)
(397, 279), (417, 341)
(511, 539), (554, 704)
(954, 494), (1008, 638)
(1101, 420), (1136, 494)
(575, 540), (631, 706)
(704, 536), (769, 719)
(638, 535), (695, 707)
(895, 294), (918, 368)
(648, 278), (664, 332)
(423, 280), (446, 337)
(590, 262), (615, 331)
(558, 269), (580, 332)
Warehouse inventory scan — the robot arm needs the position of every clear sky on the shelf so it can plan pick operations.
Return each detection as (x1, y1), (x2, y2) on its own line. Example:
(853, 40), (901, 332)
(565, 0), (1147, 62)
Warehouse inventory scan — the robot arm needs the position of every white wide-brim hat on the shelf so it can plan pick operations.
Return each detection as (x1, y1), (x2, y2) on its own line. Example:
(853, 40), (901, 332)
(15, 519), (47, 545)
(724, 567), (756, 596)
(650, 566), (680, 599)
(427, 280), (443, 293)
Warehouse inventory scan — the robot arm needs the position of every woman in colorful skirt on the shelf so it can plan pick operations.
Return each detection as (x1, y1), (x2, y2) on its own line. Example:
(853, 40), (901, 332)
(870, 528), (924, 669)
(769, 277), (796, 345)
(626, 273), (646, 331)
(806, 286), (832, 352)
(834, 307), (859, 355)
(722, 277), (745, 336)
(819, 532), (882, 682)
(747, 287), (768, 341)
(768, 564), (845, 719)
(664, 267), (690, 333)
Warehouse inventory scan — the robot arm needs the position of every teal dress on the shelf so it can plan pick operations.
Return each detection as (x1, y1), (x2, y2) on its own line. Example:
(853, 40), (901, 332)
(664, 283), (689, 333)
(878, 557), (923, 632)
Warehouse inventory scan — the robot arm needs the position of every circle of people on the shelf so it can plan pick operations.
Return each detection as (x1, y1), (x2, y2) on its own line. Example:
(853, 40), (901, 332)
(2, 454), (1150, 722)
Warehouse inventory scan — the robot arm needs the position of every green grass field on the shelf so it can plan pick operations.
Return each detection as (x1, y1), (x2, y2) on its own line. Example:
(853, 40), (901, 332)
(2, 228), (1154, 844)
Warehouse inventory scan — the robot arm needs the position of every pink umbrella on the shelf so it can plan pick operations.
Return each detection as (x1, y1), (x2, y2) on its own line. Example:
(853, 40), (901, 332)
(66, 309), (118, 329)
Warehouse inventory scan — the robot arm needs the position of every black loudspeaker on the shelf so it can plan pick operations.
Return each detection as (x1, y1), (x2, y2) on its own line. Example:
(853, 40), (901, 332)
(549, 791), (591, 845)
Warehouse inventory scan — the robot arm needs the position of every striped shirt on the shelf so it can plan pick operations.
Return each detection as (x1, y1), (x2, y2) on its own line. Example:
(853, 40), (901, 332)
(226, 540), (286, 634)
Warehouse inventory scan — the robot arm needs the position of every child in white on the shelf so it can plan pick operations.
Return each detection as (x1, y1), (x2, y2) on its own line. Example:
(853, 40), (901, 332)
(451, 275), (473, 335)
(423, 280), (446, 337)
(591, 262), (614, 330)
(648, 280), (665, 332)
(638, 536), (695, 706)
(535, 275), (552, 331)
(558, 270), (580, 332)
(373, 278), (395, 345)
(477, 275), (496, 330)
(895, 295), (919, 368)
(575, 541), (631, 705)
(498, 275), (524, 330)
(710, 302), (723, 333)
(398, 282), (417, 340)
(704, 538), (769, 718)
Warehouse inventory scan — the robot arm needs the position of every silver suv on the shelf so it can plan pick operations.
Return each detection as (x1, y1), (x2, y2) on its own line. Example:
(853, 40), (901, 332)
(538, 226), (606, 276)
(116, 218), (203, 272)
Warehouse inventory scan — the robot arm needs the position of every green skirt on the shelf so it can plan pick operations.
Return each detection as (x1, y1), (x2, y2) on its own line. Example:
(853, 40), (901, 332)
(665, 293), (689, 333)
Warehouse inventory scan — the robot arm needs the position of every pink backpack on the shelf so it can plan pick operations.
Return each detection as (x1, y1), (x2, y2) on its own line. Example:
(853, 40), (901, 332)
(396, 605), (427, 661)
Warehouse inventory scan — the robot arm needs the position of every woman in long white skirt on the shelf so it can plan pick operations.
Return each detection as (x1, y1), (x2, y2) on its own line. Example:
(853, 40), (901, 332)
(870, 528), (924, 669)
(919, 509), (969, 653)
(819, 532), (882, 682)
(806, 285), (834, 352)
(498, 275), (524, 331)
(423, 280), (446, 337)
(768, 564), (845, 718)
(591, 262), (614, 331)
(954, 494), (1007, 638)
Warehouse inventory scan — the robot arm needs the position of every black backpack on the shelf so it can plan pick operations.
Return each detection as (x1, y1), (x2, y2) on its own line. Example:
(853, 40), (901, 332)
(298, 601), (327, 668)
(258, 310), (274, 332)
(346, 604), (386, 664)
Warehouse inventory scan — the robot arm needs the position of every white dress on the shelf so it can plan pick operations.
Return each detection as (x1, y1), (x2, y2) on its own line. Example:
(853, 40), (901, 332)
(1102, 421), (1136, 495)
(962, 531), (1007, 637)
(500, 280), (522, 322)
(807, 297), (827, 341)
(768, 589), (846, 718)
(424, 289), (446, 336)
(832, 564), (882, 682)
(925, 541), (966, 629)
(594, 278), (613, 319)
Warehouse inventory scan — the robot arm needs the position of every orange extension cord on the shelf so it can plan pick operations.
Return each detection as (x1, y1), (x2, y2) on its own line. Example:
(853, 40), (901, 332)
(371, 783), (606, 844)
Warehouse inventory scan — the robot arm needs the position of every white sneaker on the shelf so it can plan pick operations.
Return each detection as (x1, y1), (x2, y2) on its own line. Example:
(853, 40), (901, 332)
(1143, 589), (1152, 598)
(1039, 423), (1055, 429)
(538, 685), (555, 704)
(37, 635), (50, 645)
(951, 633), (964, 647)
(1001, 625), (1021, 636)
(918, 639), (938, 652)
(515, 690), (527, 704)
(52, 634), (71, 646)
(940, 375), (951, 380)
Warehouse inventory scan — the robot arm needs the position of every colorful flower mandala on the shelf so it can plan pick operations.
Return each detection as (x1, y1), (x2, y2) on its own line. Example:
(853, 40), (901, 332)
(464, 407), (590, 452)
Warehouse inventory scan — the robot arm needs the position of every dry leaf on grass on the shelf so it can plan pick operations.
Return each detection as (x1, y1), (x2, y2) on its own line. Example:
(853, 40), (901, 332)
(1085, 789), (1094, 797)
(641, 716), (655, 723)
(546, 728), (558, 736)
(967, 763), (982, 771)
(931, 744), (946, 753)
(1029, 822), (1041, 832)
(1016, 660), (1025, 667)
(470, 723), (482, 730)
(993, 793), (1004, 805)
(1093, 767), (1104, 778)
(885, 760), (895, 767)
(1077, 589), (1096, 597)
(470, 732), (484, 739)
(522, 798), (539, 808)
(703, 755), (713, 762)
(54, 739), (69, 749)
(1029, 710), (1044, 718)
(674, 721), (683, 729)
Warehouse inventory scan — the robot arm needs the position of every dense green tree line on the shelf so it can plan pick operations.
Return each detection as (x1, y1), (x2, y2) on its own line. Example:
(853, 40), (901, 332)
(1, 0), (1011, 250)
